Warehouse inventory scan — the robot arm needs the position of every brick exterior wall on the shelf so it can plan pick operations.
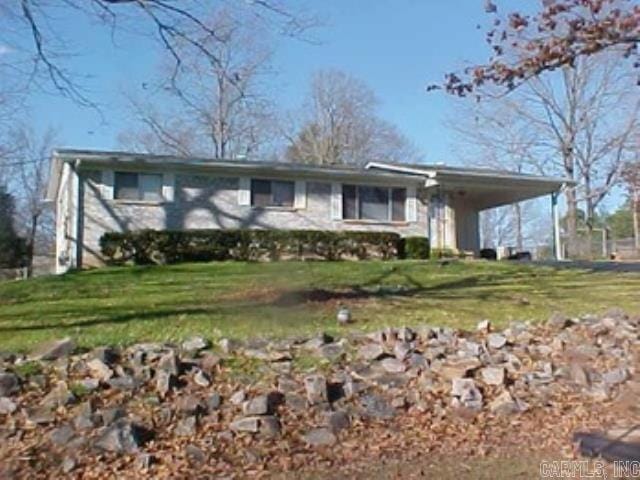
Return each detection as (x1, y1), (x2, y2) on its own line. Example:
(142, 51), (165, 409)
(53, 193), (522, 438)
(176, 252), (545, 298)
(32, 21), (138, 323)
(79, 170), (429, 267)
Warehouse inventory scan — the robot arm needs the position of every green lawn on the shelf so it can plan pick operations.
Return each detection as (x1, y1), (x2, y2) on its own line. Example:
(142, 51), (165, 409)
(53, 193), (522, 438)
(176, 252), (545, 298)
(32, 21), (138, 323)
(0, 260), (638, 351)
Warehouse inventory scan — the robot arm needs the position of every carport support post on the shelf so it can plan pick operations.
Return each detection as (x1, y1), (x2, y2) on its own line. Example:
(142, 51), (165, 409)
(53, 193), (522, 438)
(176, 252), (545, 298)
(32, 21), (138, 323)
(551, 192), (563, 261)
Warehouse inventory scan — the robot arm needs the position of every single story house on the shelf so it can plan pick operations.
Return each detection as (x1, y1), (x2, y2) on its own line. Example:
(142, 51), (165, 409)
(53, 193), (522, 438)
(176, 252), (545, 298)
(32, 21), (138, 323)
(46, 149), (570, 273)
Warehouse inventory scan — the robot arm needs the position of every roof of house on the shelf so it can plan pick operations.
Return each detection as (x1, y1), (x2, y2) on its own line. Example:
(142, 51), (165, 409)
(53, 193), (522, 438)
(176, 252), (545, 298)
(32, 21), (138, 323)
(46, 148), (572, 208)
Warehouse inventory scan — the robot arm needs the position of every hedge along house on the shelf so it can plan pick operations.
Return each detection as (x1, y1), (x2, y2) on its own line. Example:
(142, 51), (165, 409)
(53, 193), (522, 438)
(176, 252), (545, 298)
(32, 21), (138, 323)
(46, 149), (570, 273)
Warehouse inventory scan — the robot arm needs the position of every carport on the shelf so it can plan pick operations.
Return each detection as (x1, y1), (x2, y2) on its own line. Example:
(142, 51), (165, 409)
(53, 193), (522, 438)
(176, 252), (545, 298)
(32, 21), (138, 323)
(366, 162), (571, 260)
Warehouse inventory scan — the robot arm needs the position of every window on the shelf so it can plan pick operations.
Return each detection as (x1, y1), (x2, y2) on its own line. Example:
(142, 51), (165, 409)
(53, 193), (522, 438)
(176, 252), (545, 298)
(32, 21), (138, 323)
(114, 172), (163, 201)
(251, 179), (294, 207)
(392, 188), (406, 221)
(342, 185), (406, 222)
(360, 186), (389, 221)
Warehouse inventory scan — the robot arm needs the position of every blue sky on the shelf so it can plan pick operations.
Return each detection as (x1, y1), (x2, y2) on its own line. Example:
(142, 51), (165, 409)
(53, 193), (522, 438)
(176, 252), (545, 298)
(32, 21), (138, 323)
(21, 0), (626, 212)
(28, 0), (495, 164)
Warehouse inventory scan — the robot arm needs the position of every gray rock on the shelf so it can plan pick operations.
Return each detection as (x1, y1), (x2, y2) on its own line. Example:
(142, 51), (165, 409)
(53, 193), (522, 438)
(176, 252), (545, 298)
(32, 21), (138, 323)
(391, 395), (407, 409)
(480, 367), (506, 386)
(72, 401), (95, 430)
(407, 353), (428, 370)
(258, 415), (281, 438)
(207, 393), (222, 411)
(342, 377), (364, 399)
(304, 374), (328, 405)
(0, 396), (17, 414)
(101, 406), (126, 425)
(61, 456), (77, 473)
(0, 372), (19, 397)
(380, 357), (406, 373)
(569, 363), (590, 386)
(74, 412), (96, 430)
(487, 334), (507, 349)
(603, 367), (628, 386)
(361, 394), (395, 419)
(27, 406), (55, 424)
(31, 337), (75, 361)
(42, 381), (75, 408)
(92, 346), (119, 365)
(397, 327), (416, 342)
(219, 338), (240, 354)
(199, 352), (221, 372)
(461, 340), (483, 357)
(95, 419), (146, 454)
(489, 390), (525, 415)
(182, 336), (210, 352)
(107, 375), (139, 391)
(193, 369), (211, 387)
(76, 378), (100, 392)
(319, 343), (345, 362)
(548, 312), (572, 329)
(243, 395), (270, 416)
(87, 358), (113, 381)
(49, 424), (76, 446)
(285, 393), (307, 412)
(393, 341), (413, 360)
(277, 377), (298, 393)
(358, 344), (385, 361)
(157, 350), (180, 376)
(476, 319), (491, 332)
(302, 427), (337, 446)
(230, 390), (246, 405)
(230, 416), (260, 433)
(185, 444), (206, 464)
(323, 410), (350, 433)
(435, 358), (481, 380)
(177, 395), (206, 416)
(370, 372), (410, 389)
(155, 370), (176, 398)
(451, 378), (483, 410)
(175, 416), (198, 437)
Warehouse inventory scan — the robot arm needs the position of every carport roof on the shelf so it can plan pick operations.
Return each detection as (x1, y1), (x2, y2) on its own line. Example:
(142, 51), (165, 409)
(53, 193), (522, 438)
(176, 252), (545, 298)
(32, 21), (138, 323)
(365, 161), (573, 210)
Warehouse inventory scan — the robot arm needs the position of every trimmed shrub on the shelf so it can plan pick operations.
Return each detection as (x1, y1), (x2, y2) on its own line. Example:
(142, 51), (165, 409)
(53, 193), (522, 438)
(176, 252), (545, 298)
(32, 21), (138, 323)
(479, 248), (497, 260)
(100, 229), (405, 265)
(402, 236), (430, 259)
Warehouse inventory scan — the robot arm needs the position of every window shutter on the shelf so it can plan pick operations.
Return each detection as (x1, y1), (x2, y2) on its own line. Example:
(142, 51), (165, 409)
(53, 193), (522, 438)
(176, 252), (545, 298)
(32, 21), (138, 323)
(162, 173), (175, 202)
(238, 177), (251, 206)
(101, 170), (114, 200)
(331, 182), (342, 220)
(406, 187), (418, 222)
(294, 180), (307, 209)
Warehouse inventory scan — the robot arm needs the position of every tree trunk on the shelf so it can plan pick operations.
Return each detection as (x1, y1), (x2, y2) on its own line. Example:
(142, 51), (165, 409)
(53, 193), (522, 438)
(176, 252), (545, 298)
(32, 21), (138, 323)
(26, 213), (38, 277)
(514, 203), (523, 251)
(564, 186), (578, 259)
(633, 187), (640, 253)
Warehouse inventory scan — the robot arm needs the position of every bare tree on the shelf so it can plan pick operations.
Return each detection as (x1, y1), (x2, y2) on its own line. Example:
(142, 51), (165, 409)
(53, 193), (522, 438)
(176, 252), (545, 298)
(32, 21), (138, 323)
(119, 8), (278, 159)
(1, 1), (316, 107)
(450, 98), (547, 250)
(623, 157), (640, 251)
(285, 70), (422, 165)
(453, 52), (638, 257)
(9, 125), (57, 275)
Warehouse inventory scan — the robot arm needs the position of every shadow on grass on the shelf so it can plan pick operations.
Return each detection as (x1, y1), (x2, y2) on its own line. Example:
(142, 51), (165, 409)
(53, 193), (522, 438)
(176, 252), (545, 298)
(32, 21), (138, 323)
(0, 307), (218, 333)
(273, 273), (488, 306)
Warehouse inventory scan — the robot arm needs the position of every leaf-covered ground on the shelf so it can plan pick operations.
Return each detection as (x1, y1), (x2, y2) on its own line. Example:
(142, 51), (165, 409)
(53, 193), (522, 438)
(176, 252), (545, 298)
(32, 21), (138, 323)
(1, 260), (639, 351)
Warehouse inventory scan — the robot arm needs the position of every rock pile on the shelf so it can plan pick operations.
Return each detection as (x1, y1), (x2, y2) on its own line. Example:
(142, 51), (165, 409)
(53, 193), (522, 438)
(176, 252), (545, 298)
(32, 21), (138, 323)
(1, 309), (638, 477)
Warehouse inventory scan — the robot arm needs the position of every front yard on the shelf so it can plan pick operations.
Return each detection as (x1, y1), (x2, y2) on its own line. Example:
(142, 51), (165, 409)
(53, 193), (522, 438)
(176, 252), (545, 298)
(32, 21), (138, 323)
(1, 260), (639, 351)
